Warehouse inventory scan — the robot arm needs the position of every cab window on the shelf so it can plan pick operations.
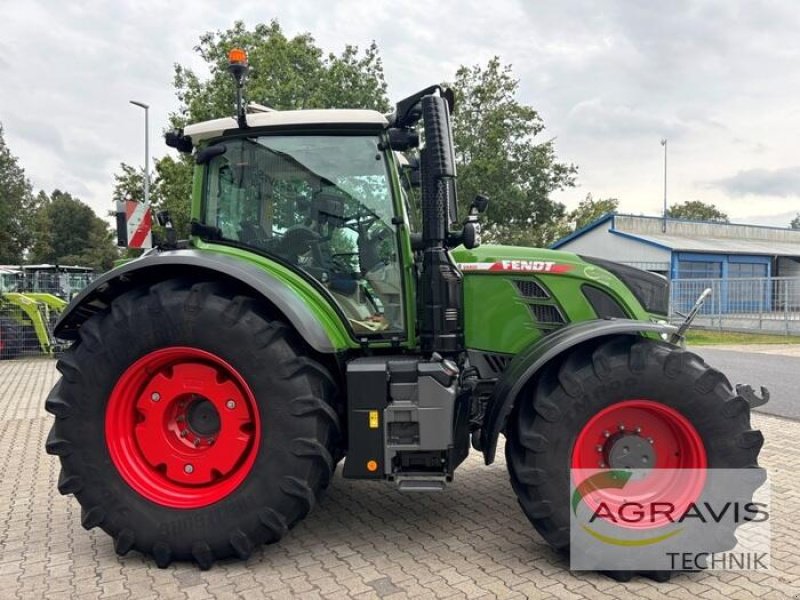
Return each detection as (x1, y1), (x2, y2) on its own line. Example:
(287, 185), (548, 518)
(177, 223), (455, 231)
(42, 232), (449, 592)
(203, 135), (403, 335)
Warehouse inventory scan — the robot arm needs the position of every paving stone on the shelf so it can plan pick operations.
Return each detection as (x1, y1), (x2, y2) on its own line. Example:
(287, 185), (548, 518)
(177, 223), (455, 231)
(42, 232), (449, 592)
(1, 358), (797, 599)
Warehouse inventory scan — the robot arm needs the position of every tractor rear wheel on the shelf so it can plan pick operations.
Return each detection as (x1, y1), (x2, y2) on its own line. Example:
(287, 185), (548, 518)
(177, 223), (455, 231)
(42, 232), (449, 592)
(506, 336), (765, 580)
(45, 279), (341, 569)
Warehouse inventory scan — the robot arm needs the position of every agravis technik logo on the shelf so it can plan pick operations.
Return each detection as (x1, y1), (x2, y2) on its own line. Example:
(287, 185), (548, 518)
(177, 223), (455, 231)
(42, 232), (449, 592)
(569, 468), (771, 571)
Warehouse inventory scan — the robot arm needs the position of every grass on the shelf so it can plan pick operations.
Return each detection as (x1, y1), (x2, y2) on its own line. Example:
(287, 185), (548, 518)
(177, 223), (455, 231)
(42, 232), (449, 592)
(685, 329), (800, 345)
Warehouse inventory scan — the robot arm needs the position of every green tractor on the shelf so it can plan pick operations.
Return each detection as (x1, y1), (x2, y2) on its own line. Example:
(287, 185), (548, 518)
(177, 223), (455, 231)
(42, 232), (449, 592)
(45, 49), (766, 576)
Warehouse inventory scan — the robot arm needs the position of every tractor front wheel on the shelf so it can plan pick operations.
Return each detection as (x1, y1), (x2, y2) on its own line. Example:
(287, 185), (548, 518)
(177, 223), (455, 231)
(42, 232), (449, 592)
(45, 280), (341, 569)
(506, 336), (765, 579)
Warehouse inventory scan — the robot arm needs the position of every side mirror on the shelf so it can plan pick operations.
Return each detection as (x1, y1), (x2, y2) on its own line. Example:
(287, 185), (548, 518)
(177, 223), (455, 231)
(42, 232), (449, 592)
(454, 194), (488, 250)
(196, 144), (227, 164)
(462, 221), (481, 250)
(387, 128), (420, 151)
(471, 194), (489, 215)
(165, 129), (193, 153)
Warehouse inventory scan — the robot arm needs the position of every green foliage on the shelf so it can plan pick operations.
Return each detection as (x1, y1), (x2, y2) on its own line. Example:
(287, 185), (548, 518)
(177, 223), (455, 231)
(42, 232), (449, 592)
(29, 190), (118, 271)
(0, 125), (34, 263)
(113, 156), (193, 239)
(112, 20), (392, 240)
(450, 57), (577, 247)
(568, 194), (619, 230)
(154, 155), (194, 238)
(171, 19), (390, 126)
(790, 214), (800, 230)
(112, 163), (145, 203)
(667, 200), (729, 223)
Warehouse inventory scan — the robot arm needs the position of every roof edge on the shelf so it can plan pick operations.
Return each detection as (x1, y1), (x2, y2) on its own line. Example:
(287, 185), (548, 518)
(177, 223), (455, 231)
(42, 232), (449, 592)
(550, 212), (615, 249)
(614, 212), (797, 233)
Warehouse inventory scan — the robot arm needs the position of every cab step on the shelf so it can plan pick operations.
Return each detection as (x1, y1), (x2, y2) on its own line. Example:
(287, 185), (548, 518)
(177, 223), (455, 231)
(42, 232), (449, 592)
(394, 475), (448, 492)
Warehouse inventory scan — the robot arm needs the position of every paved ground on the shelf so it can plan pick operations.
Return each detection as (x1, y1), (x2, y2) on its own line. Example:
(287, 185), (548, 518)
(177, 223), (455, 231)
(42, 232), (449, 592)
(1, 358), (799, 600)
(692, 345), (800, 419)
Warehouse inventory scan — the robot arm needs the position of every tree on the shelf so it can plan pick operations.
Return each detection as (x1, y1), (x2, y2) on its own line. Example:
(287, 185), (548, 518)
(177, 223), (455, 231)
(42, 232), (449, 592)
(29, 190), (118, 270)
(26, 190), (54, 263)
(450, 57), (577, 247)
(112, 156), (193, 242)
(568, 194), (619, 230)
(0, 125), (34, 263)
(172, 20), (389, 126)
(113, 20), (392, 239)
(667, 201), (729, 223)
(790, 214), (800, 230)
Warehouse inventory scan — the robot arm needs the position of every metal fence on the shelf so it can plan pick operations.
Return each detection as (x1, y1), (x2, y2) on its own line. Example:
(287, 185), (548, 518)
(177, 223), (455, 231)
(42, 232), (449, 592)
(0, 299), (61, 359)
(670, 276), (800, 334)
(0, 269), (95, 360)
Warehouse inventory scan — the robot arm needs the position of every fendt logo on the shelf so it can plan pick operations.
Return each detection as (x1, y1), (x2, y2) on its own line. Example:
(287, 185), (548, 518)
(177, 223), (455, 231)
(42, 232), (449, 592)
(499, 260), (571, 272)
(457, 260), (574, 273)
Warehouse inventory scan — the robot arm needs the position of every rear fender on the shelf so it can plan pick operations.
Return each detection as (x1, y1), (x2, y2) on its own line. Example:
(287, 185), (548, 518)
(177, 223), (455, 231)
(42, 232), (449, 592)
(480, 319), (677, 464)
(55, 249), (340, 353)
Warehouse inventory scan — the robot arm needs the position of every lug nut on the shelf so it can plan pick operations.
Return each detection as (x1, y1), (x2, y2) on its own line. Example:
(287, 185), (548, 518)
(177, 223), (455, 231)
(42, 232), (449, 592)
(603, 430), (611, 438)
(618, 424), (625, 431)
(596, 445), (603, 452)
(599, 462), (607, 468)
(151, 392), (160, 402)
(180, 430), (188, 438)
(226, 400), (236, 410)
(184, 464), (194, 474)
(194, 439), (200, 447)
(635, 426), (642, 433)
(647, 437), (654, 445)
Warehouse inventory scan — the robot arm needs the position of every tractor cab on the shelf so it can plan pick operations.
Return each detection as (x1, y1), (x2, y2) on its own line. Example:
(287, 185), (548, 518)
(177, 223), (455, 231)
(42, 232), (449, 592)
(195, 127), (404, 334)
(22, 264), (94, 300)
(0, 268), (22, 293)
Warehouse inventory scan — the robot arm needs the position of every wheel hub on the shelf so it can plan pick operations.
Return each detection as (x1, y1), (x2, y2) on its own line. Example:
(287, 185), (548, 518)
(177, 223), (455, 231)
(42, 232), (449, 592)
(184, 396), (221, 437)
(605, 431), (656, 470)
(106, 347), (261, 508)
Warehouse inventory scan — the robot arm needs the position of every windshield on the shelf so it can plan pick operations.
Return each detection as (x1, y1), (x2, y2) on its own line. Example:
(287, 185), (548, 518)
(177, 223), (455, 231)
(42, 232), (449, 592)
(203, 135), (403, 335)
(0, 272), (19, 293)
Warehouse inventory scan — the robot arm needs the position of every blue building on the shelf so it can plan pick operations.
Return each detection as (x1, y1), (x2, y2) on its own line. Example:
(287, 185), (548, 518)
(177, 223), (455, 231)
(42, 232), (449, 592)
(551, 214), (800, 314)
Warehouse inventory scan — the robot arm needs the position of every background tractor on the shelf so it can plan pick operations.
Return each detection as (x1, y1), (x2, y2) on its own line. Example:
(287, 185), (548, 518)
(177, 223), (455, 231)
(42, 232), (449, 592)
(45, 49), (766, 577)
(0, 267), (67, 358)
(21, 264), (94, 301)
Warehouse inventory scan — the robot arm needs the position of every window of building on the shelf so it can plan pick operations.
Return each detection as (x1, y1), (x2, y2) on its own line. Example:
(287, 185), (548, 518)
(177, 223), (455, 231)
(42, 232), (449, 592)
(728, 262), (768, 278)
(678, 261), (722, 279)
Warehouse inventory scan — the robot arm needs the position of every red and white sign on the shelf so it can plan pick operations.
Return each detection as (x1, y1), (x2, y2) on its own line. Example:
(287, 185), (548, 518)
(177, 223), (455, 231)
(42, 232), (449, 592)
(458, 260), (573, 274)
(126, 200), (153, 249)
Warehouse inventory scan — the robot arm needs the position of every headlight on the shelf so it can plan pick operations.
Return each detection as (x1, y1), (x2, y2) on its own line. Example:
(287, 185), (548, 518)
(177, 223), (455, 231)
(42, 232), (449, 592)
(580, 256), (669, 316)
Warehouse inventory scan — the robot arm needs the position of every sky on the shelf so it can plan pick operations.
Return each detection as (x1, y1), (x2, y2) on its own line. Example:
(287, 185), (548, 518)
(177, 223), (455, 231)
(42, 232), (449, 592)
(1, 0), (799, 227)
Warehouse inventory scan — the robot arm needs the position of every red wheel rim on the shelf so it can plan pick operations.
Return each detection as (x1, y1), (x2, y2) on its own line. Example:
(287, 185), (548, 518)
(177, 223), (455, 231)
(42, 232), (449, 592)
(571, 399), (707, 528)
(106, 347), (260, 508)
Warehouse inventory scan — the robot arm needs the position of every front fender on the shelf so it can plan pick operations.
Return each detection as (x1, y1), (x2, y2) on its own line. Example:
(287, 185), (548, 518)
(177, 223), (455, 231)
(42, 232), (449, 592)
(480, 319), (677, 464)
(55, 249), (340, 353)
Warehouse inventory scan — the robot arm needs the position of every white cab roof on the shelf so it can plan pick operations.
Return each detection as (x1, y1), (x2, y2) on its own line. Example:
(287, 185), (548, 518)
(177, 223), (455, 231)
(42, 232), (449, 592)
(183, 109), (389, 145)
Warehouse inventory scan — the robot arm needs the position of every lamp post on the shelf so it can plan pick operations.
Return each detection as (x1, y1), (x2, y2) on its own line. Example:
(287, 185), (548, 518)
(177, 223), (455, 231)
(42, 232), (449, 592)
(129, 100), (150, 205)
(661, 138), (667, 233)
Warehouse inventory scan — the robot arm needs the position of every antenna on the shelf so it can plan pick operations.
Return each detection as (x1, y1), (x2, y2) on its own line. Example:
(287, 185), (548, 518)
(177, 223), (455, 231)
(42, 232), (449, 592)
(228, 48), (249, 129)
